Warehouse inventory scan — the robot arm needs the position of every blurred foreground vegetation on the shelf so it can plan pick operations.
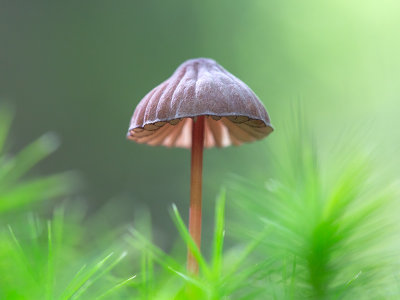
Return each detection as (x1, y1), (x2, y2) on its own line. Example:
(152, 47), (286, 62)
(1, 105), (399, 299)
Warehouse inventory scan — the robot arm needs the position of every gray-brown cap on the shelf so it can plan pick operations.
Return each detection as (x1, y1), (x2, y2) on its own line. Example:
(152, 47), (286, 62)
(127, 58), (273, 148)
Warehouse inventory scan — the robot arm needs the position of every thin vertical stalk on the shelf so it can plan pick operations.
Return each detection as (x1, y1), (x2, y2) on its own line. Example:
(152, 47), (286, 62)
(187, 116), (205, 274)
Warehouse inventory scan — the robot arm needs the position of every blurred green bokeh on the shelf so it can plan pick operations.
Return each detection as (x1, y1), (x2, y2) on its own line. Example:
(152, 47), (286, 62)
(1, 0), (399, 243)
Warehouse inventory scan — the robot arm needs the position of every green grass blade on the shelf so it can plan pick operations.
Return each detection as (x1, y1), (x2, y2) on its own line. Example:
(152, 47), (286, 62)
(0, 132), (60, 188)
(0, 103), (14, 154)
(95, 275), (136, 300)
(211, 188), (226, 279)
(71, 252), (128, 299)
(168, 266), (207, 290)
(7, 224), (37, 281)
(170, 204), (211, 278)
(60, 264), (88, 300)
(224, 229), (270, 279)
(141, 246), (154, 299)
(46, 220), (54, 300)
(61, 252), (115, 300)
(127, 228), (182, 271)
(52, 205), (65, 256)
(0, 172), (75, 214)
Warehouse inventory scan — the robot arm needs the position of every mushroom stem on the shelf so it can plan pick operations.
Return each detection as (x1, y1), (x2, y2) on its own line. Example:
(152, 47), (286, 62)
(188, 115), (205, 274)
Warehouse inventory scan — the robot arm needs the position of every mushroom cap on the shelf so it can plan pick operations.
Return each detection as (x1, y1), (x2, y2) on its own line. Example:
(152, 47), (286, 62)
(127, 58), (273, 148)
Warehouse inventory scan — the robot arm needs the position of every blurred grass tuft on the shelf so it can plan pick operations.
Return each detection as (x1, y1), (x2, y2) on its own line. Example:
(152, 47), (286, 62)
(227, 115), (400, 299)
(0, 106), (134, 299)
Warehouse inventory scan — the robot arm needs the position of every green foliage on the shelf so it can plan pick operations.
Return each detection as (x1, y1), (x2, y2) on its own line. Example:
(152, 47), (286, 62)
(1, 209), (133, 300)
(127, 190), (270, 300)
(227, 120), (400, 299)
(0, 106), (134, 299)
(1, 104), (399, 299)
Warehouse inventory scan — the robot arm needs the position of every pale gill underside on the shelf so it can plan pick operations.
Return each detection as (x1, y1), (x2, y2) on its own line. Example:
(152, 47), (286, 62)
(127, 115), (273, 148)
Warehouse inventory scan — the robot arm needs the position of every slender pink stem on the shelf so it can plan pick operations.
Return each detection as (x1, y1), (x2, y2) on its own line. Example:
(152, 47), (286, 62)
(187, 116), (205, 274)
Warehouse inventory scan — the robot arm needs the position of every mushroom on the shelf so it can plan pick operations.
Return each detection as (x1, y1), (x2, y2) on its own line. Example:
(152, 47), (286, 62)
(127, 58), (273, 274)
